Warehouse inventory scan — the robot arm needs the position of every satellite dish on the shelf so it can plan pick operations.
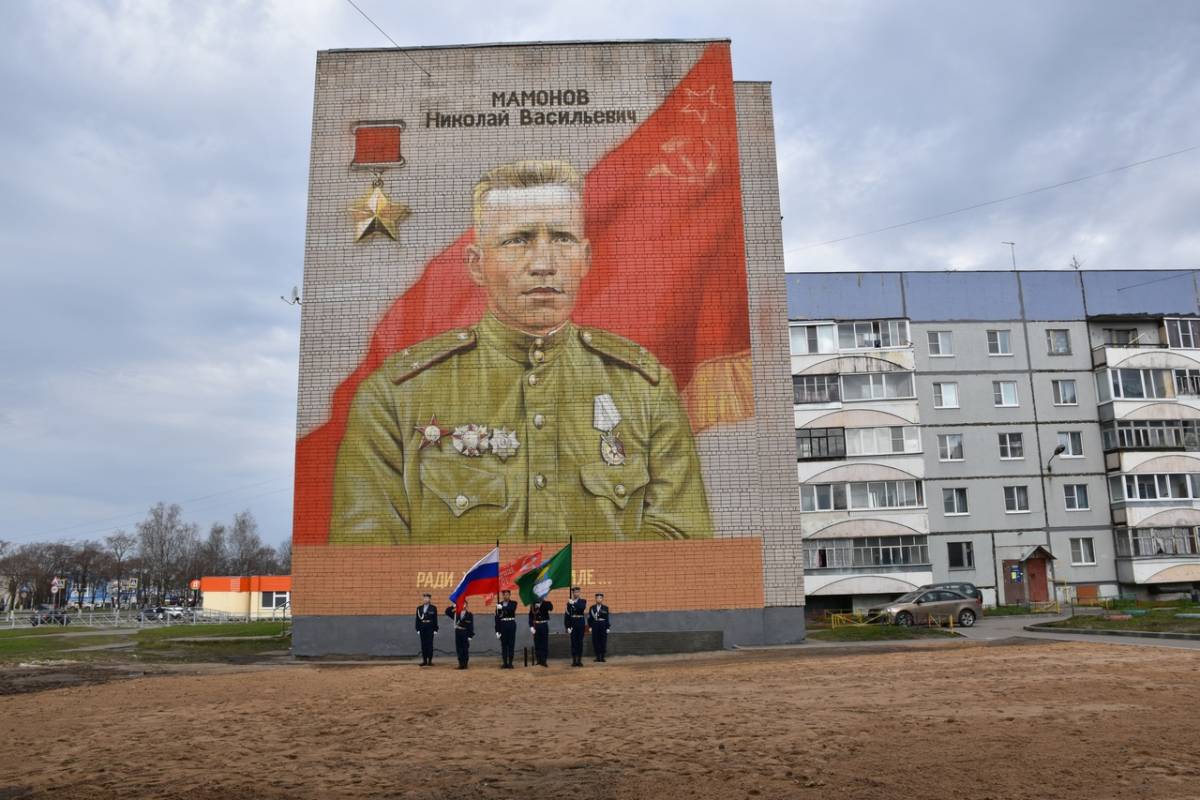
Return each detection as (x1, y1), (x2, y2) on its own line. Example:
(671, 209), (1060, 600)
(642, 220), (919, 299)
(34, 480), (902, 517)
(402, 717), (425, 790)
(280, 286), (302, 306)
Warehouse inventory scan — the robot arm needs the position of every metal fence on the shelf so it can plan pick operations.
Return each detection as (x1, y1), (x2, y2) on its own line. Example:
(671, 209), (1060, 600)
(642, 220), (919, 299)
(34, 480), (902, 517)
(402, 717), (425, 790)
(3, 606), (287, 629)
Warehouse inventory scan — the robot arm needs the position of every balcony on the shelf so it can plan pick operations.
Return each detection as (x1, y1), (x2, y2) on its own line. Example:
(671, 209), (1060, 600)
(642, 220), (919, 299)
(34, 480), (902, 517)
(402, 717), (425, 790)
(1115, 527), (1200, 559)
(1102, 422), (1200, 453)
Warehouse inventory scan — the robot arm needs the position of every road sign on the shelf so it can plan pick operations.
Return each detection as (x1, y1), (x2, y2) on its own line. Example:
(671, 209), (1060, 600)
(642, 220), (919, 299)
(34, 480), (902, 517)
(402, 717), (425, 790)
(50, 577), (62, 594)
(189, 579), (201, 591)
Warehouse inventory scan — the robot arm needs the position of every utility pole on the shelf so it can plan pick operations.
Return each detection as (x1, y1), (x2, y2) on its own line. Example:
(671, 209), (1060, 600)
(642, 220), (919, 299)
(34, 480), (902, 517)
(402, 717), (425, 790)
(1002, 241), (1017, 270)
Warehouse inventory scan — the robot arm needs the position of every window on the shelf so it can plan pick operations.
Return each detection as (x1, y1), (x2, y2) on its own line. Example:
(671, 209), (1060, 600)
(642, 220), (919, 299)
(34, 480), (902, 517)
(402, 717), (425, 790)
(1102, 419), (1200, 451)
(795, 427), (846, 460)
(1115, 527), (1200, 557)
(261, 591), (290, 609)
(804, 536), (929, 569)
(1175, 369), (1200, 396)
(1070, 537), (1096, 565)
(942, 488), (969, 515)
(789, 323), (837, 355)
(793, 374), (839, 404)
(1057, 431), (1084, 457)
(838, 319), (909, 350)
(927, 330), (953, 357)
(947, 541), (974, 569)
(1052, 379), (1078, 406)
(993, 381), (1019, 407)
(845, 426), (921, 456)
(1109, 368), (1174, 400)
(848, 480), (925, 510)
(1165, 318), (1200, 349)
(841, 372), (915, 401)
(932, 382), (959, 409)
(998, 432), (1024, 459)
(1046, 329), (1071, 355)
(801, 480), (925, 511)
(1004, 485), (1030, 513)
(937, 434), (964, 461)
(987, 329), (1013, 355)
(1114, 473), (1200, 502)
(800, 483), (848, 512)
(1104, 328), (1138, 346)
(1064, 484), (1090, 511)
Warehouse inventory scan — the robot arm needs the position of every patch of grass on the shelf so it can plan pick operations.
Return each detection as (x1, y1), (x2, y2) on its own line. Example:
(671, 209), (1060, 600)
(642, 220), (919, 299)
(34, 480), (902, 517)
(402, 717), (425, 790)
(808, 625), (960, 642)
(1042, 614), (1200, 634)
(985, 605), (1060, 616)
(134, 621), (289, 643)
(0, 635), (129, 662)
(0, 626), (83, 640)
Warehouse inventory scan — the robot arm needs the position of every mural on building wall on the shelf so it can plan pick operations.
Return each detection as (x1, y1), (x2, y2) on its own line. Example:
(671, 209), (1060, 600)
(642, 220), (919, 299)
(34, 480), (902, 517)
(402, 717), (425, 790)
(293, 42), (769, 614)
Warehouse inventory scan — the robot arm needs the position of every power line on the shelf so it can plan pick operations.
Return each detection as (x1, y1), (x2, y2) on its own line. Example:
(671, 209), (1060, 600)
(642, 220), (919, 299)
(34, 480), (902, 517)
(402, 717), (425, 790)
(342, 0), (432, 77)
(786, 143), (1200, 254)
(1117, 270), (1197, 292)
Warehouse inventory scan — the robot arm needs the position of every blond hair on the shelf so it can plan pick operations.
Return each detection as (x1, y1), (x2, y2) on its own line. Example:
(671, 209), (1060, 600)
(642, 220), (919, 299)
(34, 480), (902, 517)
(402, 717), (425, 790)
(471, 160), (583, 228)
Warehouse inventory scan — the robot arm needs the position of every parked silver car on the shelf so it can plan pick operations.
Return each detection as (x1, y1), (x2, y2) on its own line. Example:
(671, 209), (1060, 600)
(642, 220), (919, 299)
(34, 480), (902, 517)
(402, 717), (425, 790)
(868, 589), (979, 627)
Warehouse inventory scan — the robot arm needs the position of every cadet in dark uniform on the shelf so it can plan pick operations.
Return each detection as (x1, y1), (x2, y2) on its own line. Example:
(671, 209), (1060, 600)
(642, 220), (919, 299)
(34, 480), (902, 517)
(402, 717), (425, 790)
(494, 589), (519, 669)
(445, 600), (475, 669)
(529, 597), (553, 667)
(415, 593), (439, 666)
(588, 592), (610, 662)
(564, 586), (587, 667)
(329, 160), (713, 546)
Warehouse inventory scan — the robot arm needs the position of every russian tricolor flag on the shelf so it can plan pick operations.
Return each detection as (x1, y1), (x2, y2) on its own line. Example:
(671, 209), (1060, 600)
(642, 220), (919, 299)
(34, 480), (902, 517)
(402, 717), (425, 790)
(449, 547), (501, 612)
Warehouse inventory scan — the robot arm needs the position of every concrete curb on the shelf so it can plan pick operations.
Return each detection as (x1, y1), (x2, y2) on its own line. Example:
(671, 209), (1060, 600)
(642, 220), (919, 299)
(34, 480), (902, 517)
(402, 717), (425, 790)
(1024, 624), (1200, 641)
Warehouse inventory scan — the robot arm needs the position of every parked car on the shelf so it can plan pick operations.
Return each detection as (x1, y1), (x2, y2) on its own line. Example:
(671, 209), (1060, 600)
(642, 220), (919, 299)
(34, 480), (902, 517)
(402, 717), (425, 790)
(139, 604), (187, 622)
(868, 589), (979, 627)
(919, 582), (984, 607)
(30, 604), (71, 626)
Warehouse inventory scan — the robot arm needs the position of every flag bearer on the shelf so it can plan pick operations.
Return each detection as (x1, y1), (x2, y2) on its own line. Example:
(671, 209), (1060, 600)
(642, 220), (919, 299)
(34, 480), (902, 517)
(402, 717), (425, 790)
(415, 593), (439, 666)
(564, 586), (587, 667)
(495, 589), (519, 669)
(588, 593), (610, 662)
(446, 600), (475, 669)
(529, 596), (554, 667)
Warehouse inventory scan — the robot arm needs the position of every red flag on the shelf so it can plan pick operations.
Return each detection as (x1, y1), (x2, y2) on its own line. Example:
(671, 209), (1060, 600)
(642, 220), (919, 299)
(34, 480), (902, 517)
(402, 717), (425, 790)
(483, 549), (543, 605)
(294, 43), (750, 545)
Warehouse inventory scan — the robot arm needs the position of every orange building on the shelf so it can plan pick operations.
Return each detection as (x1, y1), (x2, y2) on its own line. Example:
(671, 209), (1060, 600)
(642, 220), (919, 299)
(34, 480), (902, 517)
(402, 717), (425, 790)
(199, 576), (291, 619)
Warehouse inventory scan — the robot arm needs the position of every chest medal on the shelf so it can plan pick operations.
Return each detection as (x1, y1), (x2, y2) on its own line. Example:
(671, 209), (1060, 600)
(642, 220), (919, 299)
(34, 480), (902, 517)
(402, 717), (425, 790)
(593, 393), (626, 466)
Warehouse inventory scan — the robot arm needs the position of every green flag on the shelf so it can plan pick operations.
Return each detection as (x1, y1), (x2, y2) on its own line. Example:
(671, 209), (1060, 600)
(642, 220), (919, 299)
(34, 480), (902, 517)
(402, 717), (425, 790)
(515, 543), (572, 605)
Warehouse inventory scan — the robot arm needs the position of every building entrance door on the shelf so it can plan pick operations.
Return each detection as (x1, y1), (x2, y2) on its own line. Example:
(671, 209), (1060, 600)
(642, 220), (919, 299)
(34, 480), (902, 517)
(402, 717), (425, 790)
(1025, 557), (1049, 603)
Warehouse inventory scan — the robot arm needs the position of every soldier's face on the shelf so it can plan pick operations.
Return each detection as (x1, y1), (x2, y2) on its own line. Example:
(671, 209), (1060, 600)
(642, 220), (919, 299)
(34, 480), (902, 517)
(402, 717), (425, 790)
(467, 185), (590, 335)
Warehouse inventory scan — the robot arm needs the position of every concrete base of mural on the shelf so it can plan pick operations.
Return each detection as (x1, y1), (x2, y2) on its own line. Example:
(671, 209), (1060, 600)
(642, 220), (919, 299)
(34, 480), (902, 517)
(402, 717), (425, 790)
(292, 605), (806, 658)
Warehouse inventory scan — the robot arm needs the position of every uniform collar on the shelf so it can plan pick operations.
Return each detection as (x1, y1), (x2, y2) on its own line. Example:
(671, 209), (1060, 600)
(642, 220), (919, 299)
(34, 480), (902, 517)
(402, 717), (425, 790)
(478, 312), (572, 366)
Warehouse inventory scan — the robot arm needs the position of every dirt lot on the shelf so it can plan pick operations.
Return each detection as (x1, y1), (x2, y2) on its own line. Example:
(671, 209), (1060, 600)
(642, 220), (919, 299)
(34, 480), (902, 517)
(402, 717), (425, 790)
(0, 639), (1197, 800)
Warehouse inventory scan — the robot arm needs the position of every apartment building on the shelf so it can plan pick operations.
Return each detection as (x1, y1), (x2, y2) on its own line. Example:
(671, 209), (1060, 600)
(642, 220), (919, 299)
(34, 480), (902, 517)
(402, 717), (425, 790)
(788, 270), (1200, 613)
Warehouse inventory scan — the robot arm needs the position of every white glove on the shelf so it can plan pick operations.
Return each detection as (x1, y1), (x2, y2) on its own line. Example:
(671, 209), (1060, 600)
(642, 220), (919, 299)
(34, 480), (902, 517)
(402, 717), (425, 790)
(530, 627), (536, 634)
(496, 632), (501, 639)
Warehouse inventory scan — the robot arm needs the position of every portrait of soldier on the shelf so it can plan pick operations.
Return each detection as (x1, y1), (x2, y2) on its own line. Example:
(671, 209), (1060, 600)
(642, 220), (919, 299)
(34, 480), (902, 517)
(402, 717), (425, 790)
(329, 159), (713, 544)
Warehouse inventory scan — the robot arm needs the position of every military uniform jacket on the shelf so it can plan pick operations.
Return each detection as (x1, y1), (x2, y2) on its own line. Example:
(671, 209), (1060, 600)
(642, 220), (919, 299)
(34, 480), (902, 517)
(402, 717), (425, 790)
(415, 604), (439, 633)
(564, 597), (587, 630)
(529, 600), (553, 627)
(588, 603), (610, 631)
(329, 314), (713, 544)
(445, 608), (474, 638)
(495, 599), (518, 632)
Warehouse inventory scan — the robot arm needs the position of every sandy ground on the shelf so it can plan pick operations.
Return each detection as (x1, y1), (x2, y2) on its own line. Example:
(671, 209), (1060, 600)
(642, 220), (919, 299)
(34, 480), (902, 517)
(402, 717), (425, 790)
(1, 639), (1198, 800)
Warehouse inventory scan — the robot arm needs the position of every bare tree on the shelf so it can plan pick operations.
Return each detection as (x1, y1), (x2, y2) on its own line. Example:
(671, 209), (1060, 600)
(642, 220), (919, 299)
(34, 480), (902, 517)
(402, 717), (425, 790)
(136, 503), (197, 603)
(276, 538), (292, 574)
(106, 531), (136, 609)
(199, 522), (229, 576)
(227, 510), (267, 574)
(69, 540), (105, 608)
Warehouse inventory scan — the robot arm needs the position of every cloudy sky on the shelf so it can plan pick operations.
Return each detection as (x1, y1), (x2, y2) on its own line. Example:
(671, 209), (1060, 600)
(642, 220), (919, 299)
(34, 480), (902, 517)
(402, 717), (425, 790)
(1, 0), (1197, 547)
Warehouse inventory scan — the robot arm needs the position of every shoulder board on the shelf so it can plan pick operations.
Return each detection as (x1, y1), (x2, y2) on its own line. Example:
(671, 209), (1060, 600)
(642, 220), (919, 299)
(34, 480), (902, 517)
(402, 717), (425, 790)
(577, 327), (661, 385)
(389, 328), (477, 384)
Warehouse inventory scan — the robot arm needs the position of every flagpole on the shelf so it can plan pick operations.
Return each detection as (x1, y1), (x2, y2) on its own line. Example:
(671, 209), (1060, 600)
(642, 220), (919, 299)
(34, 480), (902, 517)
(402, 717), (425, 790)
(496, 538), (503, 669)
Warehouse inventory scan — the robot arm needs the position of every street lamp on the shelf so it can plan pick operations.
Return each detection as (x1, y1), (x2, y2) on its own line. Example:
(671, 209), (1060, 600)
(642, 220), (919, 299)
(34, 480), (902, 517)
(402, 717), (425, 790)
(1045, 443), (1067, 473)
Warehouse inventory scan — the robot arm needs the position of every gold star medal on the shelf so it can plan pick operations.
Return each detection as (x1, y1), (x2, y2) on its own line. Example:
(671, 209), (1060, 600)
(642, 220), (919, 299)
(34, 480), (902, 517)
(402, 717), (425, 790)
(350, 183), (411, 241)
